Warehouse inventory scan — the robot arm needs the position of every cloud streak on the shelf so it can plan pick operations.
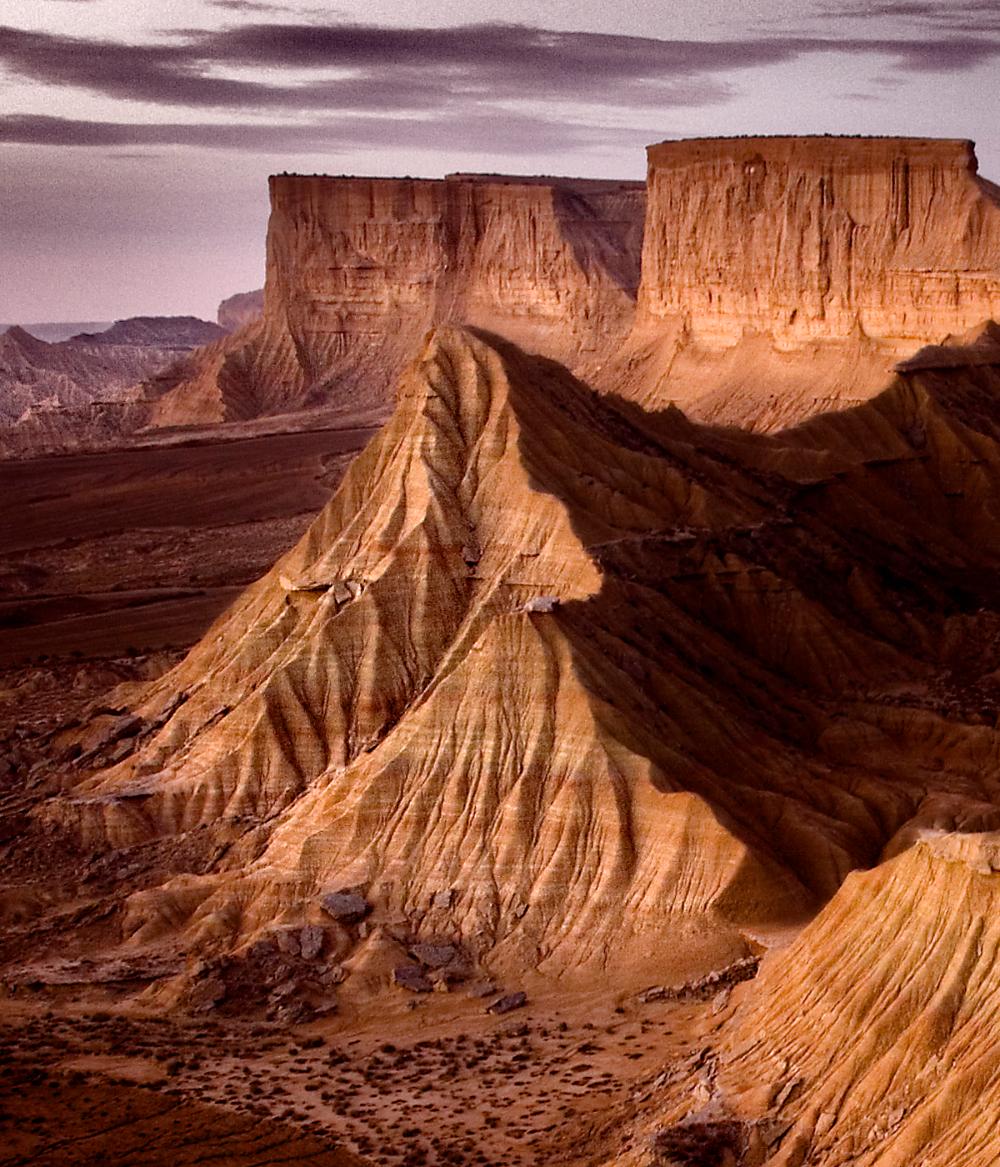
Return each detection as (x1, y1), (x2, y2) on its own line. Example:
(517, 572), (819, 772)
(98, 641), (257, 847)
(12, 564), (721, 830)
(0, 20), (997, 130)
(0, 110), (655, 156)
(815, 1), (1000, 34)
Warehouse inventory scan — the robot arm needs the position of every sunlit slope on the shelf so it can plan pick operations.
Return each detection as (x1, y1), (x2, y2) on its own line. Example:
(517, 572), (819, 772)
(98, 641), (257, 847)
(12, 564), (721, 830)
(47, 326), (1000, 989)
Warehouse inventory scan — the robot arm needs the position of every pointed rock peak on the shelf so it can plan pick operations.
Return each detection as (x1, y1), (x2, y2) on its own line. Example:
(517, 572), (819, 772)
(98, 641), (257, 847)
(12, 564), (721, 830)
(2, 324), (47, 348)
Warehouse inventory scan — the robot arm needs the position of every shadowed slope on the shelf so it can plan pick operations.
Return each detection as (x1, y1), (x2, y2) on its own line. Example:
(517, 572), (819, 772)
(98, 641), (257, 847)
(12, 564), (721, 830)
(21, 325), (1000, 1003)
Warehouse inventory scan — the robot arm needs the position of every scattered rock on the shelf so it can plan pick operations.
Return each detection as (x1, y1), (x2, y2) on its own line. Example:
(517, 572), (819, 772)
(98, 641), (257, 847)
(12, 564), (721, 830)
(331, 581), (354, 604)
(523, 595), (560, 614)
(651, 1119), (749, 1166)
(275, 929), (301, 957)
(487, 991), (527, 1015)
(393, 965), (434, 993)
(639, 957), (760, 1006)
(270, 979), (300, 1001)
(410, 943), (458, 969)
(321, 891), (371, 924)
(431, 889), (456, 909)
(299, 925), (325, 960)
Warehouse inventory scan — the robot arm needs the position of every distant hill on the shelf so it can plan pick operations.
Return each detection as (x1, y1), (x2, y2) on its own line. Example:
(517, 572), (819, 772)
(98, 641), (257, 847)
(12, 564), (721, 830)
(4, 321), (113, 343)
(70, 316), (226, 349)
(0, 315), (227, 456)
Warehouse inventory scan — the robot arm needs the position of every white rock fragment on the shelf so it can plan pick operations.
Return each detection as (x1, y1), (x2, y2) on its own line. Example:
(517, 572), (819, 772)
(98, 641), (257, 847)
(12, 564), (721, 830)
(523, 595), (560, 614)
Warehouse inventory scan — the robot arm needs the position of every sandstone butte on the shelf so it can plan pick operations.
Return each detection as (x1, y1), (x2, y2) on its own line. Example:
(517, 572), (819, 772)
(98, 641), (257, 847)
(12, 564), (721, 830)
(149, 136), (1000, 438)
(6, 136), (1000, 1167)
(149, 173), (646, 427)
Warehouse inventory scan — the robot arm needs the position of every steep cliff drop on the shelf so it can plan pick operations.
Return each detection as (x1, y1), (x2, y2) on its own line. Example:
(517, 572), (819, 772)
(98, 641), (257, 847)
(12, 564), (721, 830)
(150, 174), (645, 428)
(618, 136), (1000, 429)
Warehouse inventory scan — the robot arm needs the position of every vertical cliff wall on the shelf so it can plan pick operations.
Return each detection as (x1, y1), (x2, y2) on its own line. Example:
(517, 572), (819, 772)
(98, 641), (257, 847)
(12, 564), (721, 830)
(151, 174), (645, 427)
(621, 136), (1000, 428)
(150, 137), (1000, 434)
(639, 136), (1000, 345)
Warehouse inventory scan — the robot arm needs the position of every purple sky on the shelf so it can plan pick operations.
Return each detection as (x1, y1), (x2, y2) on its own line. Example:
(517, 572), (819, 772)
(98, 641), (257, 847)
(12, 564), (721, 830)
(3, 0), (1000, 322)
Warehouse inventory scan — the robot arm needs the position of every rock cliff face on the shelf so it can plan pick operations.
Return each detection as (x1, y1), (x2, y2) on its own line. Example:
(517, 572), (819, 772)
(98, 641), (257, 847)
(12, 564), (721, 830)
(155, 138), (1000, 435)
(151, 174), (645, 426)
(620, 136), (1000, 427)
(217, 290), (264, 332)
(640, 136), (1000, 346)
(713, 834), (1000, 1167)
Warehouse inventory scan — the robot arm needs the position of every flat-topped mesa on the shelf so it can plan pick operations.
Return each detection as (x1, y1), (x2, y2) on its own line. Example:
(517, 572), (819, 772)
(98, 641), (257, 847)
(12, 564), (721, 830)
(264, 171), (644, 365)
(151, 172), (644, 427)
(637, 136), (1000, 350)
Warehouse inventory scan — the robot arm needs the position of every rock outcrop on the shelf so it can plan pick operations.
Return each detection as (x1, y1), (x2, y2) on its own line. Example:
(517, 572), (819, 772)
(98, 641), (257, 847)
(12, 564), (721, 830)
(691, 831), (1000, 1167)
(0, 317), (227, 456)
(30, 322), (1000, 1001)
(618, 136), (1000, 428)
(217, 290), (264, 332)
(152, 138), (1000, 436)
(640, 137), (1000, 346)
(151, 174), (645, 427)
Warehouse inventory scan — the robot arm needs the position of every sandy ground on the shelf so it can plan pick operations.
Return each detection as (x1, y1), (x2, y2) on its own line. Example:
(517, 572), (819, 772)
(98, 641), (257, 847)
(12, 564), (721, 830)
(0, 423), (374, 665)
(0, 986), (728, 1167)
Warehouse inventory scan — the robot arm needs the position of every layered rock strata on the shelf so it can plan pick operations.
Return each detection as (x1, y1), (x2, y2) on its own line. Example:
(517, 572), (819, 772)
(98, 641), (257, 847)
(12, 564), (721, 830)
(151, 174), (645, 427)
(620, 136), (1000, 427)
(627, 832), (1000, 1167)
(640, 137), (1000, 346)
(32, 325), (1000, 998)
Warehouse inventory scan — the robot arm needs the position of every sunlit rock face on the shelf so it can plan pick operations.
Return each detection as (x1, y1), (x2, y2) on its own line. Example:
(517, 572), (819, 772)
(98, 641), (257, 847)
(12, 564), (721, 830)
(618, 136), (1000, 430)
(49, 317), (1000, 1002)
(639, 136), (1000, 346)
(151, 174), (646, 427)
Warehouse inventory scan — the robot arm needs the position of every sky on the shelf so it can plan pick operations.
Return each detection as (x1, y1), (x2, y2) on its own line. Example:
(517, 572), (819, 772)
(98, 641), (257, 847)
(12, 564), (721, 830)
(2, 1), (1000, 323)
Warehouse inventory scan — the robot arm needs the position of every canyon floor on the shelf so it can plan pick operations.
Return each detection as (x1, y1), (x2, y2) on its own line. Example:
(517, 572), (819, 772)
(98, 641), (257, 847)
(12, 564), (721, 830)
(0, 420), (375, 665)
(0, 982), (737, 1167)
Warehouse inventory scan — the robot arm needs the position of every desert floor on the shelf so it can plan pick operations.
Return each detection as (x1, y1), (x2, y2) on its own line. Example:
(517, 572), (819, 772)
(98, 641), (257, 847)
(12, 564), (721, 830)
(0, 422), (374, 666)
(0, 984), (729, 1167)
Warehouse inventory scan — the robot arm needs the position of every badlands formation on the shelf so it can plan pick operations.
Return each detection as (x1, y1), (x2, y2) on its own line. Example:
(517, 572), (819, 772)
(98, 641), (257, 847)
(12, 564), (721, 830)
(150, 173), (645, 427)
(0, 315), (229, 456)
(4, 136), (1000, 1166)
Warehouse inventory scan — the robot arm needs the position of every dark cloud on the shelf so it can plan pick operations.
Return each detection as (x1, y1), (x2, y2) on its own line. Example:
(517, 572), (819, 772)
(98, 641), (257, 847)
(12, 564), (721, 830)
(0, 21), (997, 128)
(0, 24), (745, 111)
(815, 1), (1000, 34)
(206, 1), (303, 13)
(0, 111), (653, 156)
